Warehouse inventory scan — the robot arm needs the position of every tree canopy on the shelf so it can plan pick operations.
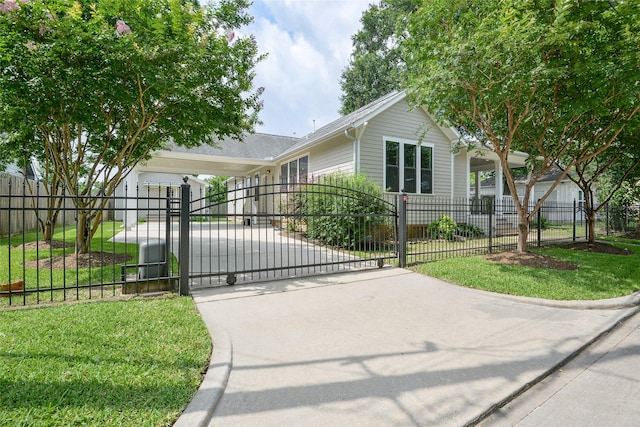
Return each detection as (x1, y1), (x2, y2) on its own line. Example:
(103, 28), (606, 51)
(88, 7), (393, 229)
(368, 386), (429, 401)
(404, 0), (640, 251)
(339, 0), (415, 114)
(0, 0), (264, 252)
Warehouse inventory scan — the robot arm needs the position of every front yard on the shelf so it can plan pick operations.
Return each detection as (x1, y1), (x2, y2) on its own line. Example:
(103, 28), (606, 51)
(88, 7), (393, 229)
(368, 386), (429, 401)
(413, 240), (640, 300)
(0, 296), (210, 427)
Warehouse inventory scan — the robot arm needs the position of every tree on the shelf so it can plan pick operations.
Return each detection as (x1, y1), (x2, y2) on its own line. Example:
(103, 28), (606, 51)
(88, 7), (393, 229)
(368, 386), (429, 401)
(0, 0), (264, 253)
(566, 124), (640, 242)
(404, 0), (639, 252)
(4, 132), (67, 242)
(206, 175), (230, 204)
(339, 0), (416, 114)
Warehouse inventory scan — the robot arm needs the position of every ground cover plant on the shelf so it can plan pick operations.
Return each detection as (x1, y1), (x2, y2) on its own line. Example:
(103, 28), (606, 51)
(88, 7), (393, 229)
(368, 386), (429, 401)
(0, 296), (211, 426)
(413, 241), (640, 300)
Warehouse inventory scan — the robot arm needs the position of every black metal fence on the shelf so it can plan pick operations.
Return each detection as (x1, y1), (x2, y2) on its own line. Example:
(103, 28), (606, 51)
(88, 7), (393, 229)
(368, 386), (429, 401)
(400, 196), (587, 265)
(186, 175), (398, 288)
(4, 171), (632, 307)
(1, 178), (181, 307)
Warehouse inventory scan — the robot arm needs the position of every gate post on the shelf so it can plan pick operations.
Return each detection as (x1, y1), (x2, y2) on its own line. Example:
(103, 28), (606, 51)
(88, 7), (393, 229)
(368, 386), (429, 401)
(573, 199), (578, 242)
(488, 202), (493, 254)
(179, 177), (190, 296)
(398, 193), (407, 268)
(537, 199), (541, 247)
(165, 186), (172, 278)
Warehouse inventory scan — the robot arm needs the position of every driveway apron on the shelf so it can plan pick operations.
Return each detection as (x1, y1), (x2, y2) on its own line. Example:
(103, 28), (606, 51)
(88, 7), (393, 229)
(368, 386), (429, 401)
(192, 268), (636, 426)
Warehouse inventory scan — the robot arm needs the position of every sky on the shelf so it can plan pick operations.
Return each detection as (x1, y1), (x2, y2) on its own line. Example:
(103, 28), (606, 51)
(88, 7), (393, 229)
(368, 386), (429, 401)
(245, 0), (373, 137)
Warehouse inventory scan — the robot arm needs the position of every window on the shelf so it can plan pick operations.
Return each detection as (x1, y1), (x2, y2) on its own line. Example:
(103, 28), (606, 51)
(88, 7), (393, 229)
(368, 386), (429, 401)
(280, 155), (309, 188)
(384, 139), (432, 194)
(578, 190), (584, 208)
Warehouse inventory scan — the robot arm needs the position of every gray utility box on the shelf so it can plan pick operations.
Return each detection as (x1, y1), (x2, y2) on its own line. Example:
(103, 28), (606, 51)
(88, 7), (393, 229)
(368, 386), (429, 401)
(138, 238), (168, 279)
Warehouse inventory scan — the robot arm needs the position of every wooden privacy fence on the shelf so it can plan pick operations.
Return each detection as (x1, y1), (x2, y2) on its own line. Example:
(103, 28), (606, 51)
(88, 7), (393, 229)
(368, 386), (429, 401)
(0, 173), (76, 236)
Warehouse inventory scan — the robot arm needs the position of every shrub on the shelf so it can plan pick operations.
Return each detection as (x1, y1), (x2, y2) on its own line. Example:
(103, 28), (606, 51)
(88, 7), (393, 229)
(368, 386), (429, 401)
(428, 214), (457, 240)
(455, 223), (484, 238)
(297, 173), (390, 248)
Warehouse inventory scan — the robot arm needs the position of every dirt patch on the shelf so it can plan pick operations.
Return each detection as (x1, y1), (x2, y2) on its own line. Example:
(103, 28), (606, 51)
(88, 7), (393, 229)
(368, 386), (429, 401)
(24, 252), (132, 270)
(621, 231), (640, 241)
(484, 251), (578, 271)
(484, 241), (634, 270)
(14, 240), (74, 251)
(558, 241), (634, 255)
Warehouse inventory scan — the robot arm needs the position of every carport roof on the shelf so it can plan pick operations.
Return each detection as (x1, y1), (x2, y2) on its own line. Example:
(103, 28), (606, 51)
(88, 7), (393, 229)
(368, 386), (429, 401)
(140, 133), (300, 176)
(166, 133), (299, 160)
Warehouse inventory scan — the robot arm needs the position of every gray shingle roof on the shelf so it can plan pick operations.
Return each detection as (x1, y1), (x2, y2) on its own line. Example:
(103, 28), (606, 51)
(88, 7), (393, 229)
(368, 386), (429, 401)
(278, 91), (406, 157)
(165, 133), (299, 160)
(161, 91), (407, 161)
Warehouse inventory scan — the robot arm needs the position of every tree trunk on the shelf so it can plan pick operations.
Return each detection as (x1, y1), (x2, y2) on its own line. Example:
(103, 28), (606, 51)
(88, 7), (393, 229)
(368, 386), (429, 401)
(587, 210), (597, 243)
(517, 220), (529, 253)
(76, 211), (92, 254)
(43, 222), (54, 242)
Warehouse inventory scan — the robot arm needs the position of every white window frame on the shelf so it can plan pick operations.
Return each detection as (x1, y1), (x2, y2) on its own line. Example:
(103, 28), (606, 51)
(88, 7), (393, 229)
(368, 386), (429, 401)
(279, 154), (309, 187)
(383, 137), (434, 194)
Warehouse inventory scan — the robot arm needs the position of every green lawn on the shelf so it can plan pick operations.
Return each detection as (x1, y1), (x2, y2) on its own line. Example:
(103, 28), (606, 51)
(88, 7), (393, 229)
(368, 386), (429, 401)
(412, 242), (640, 300)
(1, 222), (178, 306)
(0, 296), (211, 427)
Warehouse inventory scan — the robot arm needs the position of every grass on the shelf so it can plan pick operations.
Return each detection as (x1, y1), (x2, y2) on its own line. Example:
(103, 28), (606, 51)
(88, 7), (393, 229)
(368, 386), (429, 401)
(412, 242), (640, 300)
(1, 222), (138, 285)
(1, 222), (179, 306)
(0, 296), (211, 427)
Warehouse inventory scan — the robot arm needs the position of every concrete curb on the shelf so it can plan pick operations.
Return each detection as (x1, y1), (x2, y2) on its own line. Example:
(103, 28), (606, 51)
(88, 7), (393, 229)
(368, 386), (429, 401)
(467, 305), (640, 426)
(490, 289), (640, 310)
(173, 325), (232, 427)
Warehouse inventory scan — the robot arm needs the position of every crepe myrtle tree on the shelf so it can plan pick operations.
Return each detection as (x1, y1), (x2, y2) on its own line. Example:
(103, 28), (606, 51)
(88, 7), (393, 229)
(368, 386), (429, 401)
(0, 0), (264, 253)
(404, 0), (639, 252)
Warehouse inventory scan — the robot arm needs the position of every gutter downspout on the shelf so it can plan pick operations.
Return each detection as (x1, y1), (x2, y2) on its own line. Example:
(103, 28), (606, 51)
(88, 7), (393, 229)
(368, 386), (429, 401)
(345, 121), (368, 174)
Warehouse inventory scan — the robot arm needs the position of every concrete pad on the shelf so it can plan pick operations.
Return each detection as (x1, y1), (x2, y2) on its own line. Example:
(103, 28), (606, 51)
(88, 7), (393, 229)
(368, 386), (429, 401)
(190, 268), (636, 427)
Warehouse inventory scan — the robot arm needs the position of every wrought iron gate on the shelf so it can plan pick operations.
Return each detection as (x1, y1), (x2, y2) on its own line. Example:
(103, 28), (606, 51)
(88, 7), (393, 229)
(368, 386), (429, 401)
(184, 175), (399, 288)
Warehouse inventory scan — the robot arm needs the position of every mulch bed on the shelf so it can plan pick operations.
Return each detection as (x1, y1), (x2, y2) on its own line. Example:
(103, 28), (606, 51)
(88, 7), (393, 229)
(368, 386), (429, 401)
(14, 240), (132, 269)
(484, 241), (634, 270)
(14, 240), (74, 251)
(484, 251), (579, 270)
(24, 252), (132, 270)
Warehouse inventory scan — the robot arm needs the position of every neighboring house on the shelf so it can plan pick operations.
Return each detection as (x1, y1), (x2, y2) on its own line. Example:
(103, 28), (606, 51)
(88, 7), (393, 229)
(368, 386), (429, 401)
(115, 172), (210, 226)
(473, 164), (591, 221)
(134, 91), (529, 231)
(2, 159), (41, 181)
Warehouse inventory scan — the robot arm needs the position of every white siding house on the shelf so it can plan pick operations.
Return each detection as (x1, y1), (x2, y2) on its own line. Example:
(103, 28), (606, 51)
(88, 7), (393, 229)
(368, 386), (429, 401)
(134, 91), (531, 231)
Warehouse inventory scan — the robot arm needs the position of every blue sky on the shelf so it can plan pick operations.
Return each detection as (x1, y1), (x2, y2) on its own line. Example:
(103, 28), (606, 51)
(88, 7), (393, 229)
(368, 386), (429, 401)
(245, 0), (373, 137)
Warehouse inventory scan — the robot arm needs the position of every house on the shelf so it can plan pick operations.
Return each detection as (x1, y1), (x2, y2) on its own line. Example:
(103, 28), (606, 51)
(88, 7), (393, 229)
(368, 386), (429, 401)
(473, 164), (590, 221)
(2, 159), (41, 181)
(115, 172), (210, 226)
(134, 91), (530, 232)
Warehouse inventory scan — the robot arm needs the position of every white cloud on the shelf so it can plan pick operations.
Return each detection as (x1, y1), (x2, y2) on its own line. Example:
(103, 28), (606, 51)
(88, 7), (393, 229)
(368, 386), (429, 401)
(247, 0), (371, 136)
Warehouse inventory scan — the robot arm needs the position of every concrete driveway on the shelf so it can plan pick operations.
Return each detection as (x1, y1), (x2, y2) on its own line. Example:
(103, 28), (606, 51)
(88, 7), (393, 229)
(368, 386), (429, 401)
(187, 268), (639, 427)
(112, 221), (378, 287)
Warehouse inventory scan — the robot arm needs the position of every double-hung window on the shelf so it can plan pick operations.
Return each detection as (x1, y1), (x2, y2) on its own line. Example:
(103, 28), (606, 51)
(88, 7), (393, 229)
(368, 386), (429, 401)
(280, 155), (309, 189)
(384, 139), (433, 194)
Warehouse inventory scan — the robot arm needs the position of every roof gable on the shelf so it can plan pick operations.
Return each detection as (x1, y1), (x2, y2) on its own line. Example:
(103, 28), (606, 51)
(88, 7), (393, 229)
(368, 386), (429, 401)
(277, 91), (408, 158)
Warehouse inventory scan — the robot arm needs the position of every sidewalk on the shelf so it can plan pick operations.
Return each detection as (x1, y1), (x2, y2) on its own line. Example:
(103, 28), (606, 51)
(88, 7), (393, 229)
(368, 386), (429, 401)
(179, 268), (639, 427)
(483, 309), (640, 426)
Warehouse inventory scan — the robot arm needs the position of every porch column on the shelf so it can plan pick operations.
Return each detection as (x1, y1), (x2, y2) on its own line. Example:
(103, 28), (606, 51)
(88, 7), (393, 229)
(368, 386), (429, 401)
(495, 161), (503, 215)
